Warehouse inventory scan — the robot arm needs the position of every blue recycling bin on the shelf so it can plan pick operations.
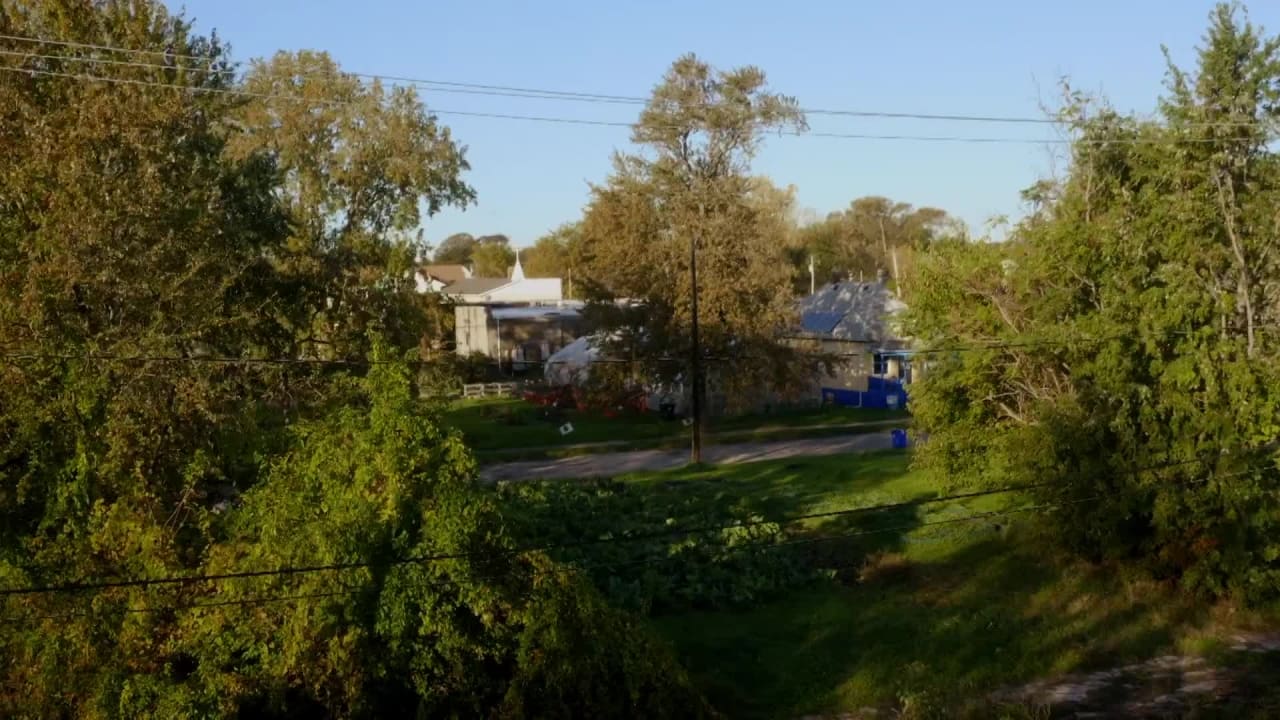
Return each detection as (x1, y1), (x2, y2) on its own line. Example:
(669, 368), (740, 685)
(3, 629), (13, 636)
(891, 429), (909, 449)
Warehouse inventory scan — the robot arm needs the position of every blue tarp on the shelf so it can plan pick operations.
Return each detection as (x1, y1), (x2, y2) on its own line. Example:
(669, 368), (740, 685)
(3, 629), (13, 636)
(821, 376), (908, 410)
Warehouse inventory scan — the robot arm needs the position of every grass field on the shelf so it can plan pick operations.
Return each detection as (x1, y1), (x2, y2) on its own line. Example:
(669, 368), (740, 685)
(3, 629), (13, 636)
(543, 453), (1280, 719)
(444, 396), (908, 454)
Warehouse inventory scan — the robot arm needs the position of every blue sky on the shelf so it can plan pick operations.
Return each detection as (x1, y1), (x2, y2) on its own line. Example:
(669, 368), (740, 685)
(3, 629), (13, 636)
(181, 0), (1279, 249)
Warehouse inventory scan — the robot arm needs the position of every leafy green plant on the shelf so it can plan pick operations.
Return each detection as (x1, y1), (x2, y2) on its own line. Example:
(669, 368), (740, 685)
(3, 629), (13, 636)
(906, 3), (1280, 604)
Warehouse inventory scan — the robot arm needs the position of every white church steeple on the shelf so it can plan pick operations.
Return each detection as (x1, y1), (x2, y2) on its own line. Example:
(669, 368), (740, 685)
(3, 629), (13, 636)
(511, 248), (525, 281)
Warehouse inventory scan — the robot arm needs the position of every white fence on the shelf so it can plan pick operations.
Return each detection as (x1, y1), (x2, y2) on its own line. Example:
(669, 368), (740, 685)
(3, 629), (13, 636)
(461, 382), (520, 399)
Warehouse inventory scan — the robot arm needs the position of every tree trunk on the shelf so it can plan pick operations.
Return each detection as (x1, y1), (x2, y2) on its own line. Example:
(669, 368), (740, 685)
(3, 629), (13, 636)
(1216, 173), (1256, 357)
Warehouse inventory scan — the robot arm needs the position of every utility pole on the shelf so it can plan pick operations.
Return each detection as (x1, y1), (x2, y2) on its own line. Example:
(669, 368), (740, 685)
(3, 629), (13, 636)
(689, 228), (703, 464)
(808, 255), (816, 295)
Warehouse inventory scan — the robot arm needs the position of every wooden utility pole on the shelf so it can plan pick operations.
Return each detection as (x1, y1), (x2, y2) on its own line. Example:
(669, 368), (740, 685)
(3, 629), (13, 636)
(689, 229), (703, 464)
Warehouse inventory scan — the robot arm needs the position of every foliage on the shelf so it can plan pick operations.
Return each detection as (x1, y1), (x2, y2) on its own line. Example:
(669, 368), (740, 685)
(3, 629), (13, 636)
(232, 49), (474, 360)
(433, 232), (514, 272)
(472, 238), (517, 278)
(790, 197), (962, 294)
(523, 222), (586, 293)
(2, 350), (707, 717)
(500, 478), (812, 614)
(905, 3), (1280, 602)
(495, 451), (931, 614)
(575, 54), (819, 412)
(434, 232), (479, 263)
(0, 2), (708, 716)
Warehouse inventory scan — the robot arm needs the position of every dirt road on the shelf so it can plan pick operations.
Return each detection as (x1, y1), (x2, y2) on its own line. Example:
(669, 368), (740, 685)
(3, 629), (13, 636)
(479, 432), (895, 483)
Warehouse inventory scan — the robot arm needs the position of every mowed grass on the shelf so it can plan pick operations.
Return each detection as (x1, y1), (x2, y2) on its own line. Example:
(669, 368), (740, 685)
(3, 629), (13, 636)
(596, 453), (1274, 719)
(444, 396), (908, 454)
(614, 449), (935, 524)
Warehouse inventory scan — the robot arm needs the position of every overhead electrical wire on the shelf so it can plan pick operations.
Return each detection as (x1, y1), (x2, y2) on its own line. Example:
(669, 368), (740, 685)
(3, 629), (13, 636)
(10, 463), (1263, 620)
(0, 482), (1049, 597)
(2, 446), (1267, 600)
(1, 33), (1061, 122)
(4, 64), (1269, 146)
(2, 33), (1275, 136)
(0, 326), (1230, 369)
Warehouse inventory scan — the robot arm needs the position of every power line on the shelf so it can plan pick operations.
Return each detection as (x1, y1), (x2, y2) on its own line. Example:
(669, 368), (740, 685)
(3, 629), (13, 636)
(11, 588), (360, 624)
(2, 34), (1060, 123)
(1, 499), (1083, 621)
(3, 447), (1263, 599)
(0, 327), (1250, 373)
(6, 65), (1266, 146)
(4, 33), (1275, 131)
(0, 483), (1038, 597)
(0, 350), (423, 367)
(0, 46), (644, 105)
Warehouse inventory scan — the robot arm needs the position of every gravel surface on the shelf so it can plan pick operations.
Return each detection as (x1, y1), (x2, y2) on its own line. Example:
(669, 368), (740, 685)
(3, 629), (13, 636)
(479, 432), (895, 483)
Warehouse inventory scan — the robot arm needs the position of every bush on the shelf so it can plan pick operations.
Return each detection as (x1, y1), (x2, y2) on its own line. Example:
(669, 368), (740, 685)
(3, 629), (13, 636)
(4, 358), (709, 718)
(498, 479), (819, 614)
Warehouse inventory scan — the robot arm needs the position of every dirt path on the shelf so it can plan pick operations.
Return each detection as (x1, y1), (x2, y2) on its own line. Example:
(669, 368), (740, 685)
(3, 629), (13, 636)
(478, 432), (895, 483)
(803, 634), (1280, 719)
(989, 633), (1280, 718)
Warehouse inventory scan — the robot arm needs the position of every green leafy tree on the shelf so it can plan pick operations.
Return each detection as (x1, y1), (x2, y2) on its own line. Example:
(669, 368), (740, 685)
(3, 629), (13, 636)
(472, 238), (517, 277)
(907, 3), (1280, 601)
(793, 198), (960, 294)
(577, 54), (815, 410)
(162, 358), (708, 717)
(231, 50), (474, 360)
(1, 3), (711, 716)
(523, 223), (589, 295)
(434, 232), (478, 263)
(0, 1), (299, 712)
(437, 233), (514, 276)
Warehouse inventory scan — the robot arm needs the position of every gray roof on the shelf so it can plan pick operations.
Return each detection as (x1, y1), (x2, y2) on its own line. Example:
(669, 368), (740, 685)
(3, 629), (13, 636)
(443, 278), (510, 296)
(421, 264), (471, 284)
(797, 282), (906, 343)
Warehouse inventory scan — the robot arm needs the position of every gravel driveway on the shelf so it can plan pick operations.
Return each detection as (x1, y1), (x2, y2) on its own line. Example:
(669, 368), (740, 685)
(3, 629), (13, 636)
(479, 432), (895, 483)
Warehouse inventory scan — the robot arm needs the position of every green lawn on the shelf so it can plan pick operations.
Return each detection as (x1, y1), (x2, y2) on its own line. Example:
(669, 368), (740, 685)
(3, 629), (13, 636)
(615, 449), (937, 523)
(524, 452), (1276, 719)
(444, 396), (908, 454)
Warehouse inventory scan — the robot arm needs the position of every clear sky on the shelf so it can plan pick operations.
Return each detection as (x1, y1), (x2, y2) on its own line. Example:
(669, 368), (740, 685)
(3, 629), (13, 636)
(180, 0), (1279, 249)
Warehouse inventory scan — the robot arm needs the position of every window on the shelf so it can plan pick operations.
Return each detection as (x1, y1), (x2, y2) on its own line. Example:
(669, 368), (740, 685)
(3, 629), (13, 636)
(872, 353), (887, 375)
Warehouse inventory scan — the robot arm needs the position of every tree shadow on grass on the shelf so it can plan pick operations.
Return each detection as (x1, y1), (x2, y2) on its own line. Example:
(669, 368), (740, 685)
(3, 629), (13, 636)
(496, 452), (924, 615)
(654, 531), (1212, 720)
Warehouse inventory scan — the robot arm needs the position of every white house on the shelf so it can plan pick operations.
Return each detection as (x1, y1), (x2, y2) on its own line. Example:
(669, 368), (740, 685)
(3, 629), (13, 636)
(438, 254), (562, 304)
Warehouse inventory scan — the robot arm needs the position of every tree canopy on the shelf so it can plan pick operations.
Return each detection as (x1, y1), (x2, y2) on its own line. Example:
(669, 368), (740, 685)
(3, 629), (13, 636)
(471, 238), (517, 278)
(575, 54), (817, 410)
(906, 3), (1280, 601)
(0, 2), (709, 715)
(791, 198), (961, 294)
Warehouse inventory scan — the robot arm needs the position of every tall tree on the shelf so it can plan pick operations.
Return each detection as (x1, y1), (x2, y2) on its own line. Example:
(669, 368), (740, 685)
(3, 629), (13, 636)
(578, 54), (813, 411)
(523, 222), (585, 291)
(471, 239), (516, 277)
(0, 1), (298, 709)
(0, 3), (711, 715)
(907, 3), (1280, 602)
(231, 50), (474, 360)
(793, 198), (960, 293)
(433, 232), (477, 264)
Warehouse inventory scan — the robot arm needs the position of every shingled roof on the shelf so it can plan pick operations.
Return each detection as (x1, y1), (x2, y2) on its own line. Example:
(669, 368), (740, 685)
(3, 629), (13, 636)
(797, 281), (906, 343)
(442, 277), (511, 296)
(421, 264), (471, 285)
